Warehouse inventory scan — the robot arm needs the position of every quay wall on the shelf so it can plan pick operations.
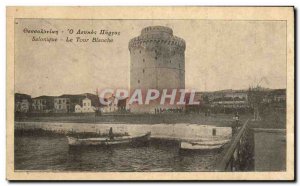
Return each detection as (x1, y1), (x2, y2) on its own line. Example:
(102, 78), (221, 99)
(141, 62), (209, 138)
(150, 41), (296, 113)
(15, 122), (232, 141)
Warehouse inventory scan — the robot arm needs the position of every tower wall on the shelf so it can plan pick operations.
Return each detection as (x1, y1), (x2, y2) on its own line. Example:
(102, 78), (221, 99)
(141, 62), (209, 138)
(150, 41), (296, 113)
(128, 26), (186, 113)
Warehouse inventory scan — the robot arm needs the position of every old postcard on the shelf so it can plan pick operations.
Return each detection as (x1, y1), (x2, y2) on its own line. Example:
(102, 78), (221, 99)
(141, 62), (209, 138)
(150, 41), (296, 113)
(6, 7), (294, 180)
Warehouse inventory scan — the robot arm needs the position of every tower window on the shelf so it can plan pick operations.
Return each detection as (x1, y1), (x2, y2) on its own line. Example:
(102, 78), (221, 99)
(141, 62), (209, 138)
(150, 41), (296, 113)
(155, 56), (158, 60)
(138, 80), (140, 84)
(143, 69), (145, 73)
(139, 50), (141, 53)
(143, 59), (145, 62)
(170, 60), (171, 63)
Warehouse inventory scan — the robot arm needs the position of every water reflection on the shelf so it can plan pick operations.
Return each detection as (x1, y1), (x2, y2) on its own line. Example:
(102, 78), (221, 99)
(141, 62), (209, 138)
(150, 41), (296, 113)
(15, 136), (221, 172)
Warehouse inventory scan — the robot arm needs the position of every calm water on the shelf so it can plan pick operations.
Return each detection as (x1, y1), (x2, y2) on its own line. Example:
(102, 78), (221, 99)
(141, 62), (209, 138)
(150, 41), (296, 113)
(15, 136), (221, 172)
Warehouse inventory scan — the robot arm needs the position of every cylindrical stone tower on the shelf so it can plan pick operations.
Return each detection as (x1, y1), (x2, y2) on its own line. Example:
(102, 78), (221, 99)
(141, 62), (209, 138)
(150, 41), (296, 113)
(128, 26), (186, 113)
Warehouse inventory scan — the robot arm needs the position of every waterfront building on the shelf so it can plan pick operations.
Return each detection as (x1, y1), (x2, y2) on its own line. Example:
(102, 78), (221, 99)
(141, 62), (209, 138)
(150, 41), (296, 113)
(204, 89), (248, 102)
(75, 98), (95, 113)
(210, 91), (249, 110)
(198, 90), (249, 114)
(262, 89), (286, 109)
(54, 96), (71, 113)
(75, 96), (100, 113)
(32, 96), (54, 113)
(55, 93), (100, 113)
(224, 90), (248, 101)
(271, 89), (286, 103)
(15, 93), (31, 113)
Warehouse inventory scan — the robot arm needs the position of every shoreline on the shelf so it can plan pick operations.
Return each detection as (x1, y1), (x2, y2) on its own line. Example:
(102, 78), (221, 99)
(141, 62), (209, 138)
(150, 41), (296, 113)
(15, 112), (244, 126)
(14, 119), (233, 141)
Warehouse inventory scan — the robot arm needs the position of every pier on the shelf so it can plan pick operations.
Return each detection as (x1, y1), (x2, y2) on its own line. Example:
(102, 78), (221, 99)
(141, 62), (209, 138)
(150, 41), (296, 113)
(216, 119), (254, 171)
(216, 119), (286, 171)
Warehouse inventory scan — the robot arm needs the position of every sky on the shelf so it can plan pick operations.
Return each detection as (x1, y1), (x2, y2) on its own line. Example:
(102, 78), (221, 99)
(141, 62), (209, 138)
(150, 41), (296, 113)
(15, 19), (287, 97)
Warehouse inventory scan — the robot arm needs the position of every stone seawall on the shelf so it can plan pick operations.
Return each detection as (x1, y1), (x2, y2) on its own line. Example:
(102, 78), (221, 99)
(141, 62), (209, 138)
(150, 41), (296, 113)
(15, 122), (232, 141)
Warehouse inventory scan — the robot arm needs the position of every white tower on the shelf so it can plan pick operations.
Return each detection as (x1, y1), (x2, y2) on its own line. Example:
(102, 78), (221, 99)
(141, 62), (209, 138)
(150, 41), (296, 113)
(128, 26), (186, 113)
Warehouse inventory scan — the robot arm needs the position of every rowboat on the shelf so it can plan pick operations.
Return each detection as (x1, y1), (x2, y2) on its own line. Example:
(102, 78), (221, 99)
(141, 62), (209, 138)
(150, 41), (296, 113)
(66, 132), (151, 147)
(179, 139), (230, 152)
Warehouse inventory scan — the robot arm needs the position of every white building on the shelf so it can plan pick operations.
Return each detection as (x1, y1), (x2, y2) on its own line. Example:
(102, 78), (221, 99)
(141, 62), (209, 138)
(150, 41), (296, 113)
(75, 98), (96, 113)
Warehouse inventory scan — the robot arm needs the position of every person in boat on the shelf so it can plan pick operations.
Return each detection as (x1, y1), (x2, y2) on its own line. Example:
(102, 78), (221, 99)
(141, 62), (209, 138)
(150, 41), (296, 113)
(109, 127), (114, 140)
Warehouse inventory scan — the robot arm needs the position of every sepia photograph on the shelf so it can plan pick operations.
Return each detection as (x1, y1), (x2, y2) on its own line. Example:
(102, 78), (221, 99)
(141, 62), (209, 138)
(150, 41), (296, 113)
(6, 6), (294, 180)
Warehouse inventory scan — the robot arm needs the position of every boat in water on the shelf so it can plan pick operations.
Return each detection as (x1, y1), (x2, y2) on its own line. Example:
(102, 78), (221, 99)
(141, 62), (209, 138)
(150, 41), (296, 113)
(179, 139), (230, 152)
(67, 132), (151, 147)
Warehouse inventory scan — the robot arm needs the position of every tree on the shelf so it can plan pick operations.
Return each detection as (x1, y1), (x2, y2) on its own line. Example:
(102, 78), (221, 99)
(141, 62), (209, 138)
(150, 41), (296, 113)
(247, 76), (270, 121)
(248, 86), (266, 121)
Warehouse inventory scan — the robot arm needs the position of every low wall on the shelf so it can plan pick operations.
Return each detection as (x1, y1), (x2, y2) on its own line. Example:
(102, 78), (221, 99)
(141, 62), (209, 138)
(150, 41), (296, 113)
(15, 122), (232, 141)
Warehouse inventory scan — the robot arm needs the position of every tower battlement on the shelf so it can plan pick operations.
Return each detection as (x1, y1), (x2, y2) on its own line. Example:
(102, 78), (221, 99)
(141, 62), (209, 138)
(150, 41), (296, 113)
(129, 26), (185, 50)
(141, 26), (173, 36)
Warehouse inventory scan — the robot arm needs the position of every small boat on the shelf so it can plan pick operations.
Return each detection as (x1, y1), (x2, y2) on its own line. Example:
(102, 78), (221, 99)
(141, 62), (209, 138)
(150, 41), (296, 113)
(179, 139), (230, 152)
(66, 132), (151, 147)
